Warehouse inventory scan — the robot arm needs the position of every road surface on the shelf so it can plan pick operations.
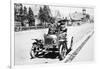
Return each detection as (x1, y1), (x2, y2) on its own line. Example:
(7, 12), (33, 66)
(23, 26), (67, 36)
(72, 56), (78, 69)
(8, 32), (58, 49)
(14, 23), (94, 65)
(72, 33), (94, 62)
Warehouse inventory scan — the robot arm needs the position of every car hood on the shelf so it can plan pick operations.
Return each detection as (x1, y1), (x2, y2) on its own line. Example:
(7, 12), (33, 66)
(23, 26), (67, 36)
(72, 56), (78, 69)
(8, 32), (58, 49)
(47, 35), (57, 39)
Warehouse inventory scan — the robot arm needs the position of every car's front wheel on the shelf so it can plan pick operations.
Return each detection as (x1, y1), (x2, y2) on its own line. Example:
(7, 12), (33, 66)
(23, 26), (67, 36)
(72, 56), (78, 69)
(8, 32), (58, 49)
(30, 44), (38, 59)
(58, 43), (67, 60)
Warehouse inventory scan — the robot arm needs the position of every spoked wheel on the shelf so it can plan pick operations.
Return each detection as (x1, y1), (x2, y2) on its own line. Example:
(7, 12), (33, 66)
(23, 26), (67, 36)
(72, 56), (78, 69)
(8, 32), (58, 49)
(59, 44), (67, 61)
(30, 44), (38, 59)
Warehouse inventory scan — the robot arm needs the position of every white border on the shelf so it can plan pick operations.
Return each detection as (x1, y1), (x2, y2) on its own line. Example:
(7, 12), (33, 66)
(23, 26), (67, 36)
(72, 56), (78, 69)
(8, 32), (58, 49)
(10, 0), (96, 69)
(10, 0), (14, 68)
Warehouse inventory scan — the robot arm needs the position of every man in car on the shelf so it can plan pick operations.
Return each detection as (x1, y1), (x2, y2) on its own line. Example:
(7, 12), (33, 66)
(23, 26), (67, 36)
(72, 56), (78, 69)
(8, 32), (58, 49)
(57, 20), (67, 42)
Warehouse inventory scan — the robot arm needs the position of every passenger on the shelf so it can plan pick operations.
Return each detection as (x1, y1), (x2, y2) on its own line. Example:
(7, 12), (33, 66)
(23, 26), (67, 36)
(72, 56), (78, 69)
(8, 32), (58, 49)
(48, 23), (57, 34)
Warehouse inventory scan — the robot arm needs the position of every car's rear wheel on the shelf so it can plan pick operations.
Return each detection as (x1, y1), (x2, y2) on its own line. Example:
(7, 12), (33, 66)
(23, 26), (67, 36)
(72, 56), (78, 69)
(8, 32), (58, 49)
(59, 43), (67, 60)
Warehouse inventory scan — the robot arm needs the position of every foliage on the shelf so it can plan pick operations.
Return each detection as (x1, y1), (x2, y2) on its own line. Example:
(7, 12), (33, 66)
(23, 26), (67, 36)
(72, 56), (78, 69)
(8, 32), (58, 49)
(38, 5), (55, 27)
(27, 7), (35, 26)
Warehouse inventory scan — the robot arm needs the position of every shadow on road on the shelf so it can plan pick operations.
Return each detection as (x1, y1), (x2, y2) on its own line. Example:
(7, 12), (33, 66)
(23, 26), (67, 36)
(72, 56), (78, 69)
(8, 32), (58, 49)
(33, 48), (72, 59)
(38, 52), (59, 59)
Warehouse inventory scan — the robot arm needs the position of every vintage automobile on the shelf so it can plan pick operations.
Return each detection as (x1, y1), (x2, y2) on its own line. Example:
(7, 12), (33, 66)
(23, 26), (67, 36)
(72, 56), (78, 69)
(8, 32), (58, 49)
(30, 22), (73, 60)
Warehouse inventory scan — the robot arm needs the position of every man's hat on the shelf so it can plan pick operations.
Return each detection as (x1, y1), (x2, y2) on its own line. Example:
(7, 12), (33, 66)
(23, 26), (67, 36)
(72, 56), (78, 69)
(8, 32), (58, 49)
(82, 9), (86, 11)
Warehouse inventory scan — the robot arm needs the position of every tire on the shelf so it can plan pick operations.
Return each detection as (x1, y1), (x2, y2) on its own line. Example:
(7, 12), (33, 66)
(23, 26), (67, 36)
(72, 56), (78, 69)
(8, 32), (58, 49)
(58, 43), (67, 60)
(30, 44), (37, 59)
(30, 50), (35, 59)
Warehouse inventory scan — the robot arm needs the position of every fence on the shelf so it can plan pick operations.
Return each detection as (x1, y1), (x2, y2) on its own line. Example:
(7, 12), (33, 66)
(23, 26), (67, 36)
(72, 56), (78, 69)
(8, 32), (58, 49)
(14, 26), (48, 32)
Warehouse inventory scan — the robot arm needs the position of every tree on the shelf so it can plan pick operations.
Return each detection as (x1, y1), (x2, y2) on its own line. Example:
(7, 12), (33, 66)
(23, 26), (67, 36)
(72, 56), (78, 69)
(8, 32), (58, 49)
(38, 7), (44, 26)
(23, 6), (27, 20)
(23, 6), (27, 16)
(43, 5), (51, 23)
(38, 5), (52, 27)
(14, 3), (17, 21)
(28, 7), (35, 26)
(19, 4), (23, 15)
(14, 3), (23, 22)
(19, 4), (25, 26)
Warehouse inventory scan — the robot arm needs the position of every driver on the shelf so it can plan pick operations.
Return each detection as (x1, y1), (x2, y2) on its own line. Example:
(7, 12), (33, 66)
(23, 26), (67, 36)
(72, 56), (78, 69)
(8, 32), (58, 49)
(59, 22), (67, 40)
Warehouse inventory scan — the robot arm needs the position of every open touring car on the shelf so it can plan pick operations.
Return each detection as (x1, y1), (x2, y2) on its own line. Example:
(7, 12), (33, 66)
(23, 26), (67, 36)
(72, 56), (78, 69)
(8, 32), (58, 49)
(30, 21), (74, 60)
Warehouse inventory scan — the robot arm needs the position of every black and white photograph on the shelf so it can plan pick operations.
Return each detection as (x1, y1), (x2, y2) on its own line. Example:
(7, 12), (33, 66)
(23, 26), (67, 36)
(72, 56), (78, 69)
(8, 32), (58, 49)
(14, 3), (94, 65)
